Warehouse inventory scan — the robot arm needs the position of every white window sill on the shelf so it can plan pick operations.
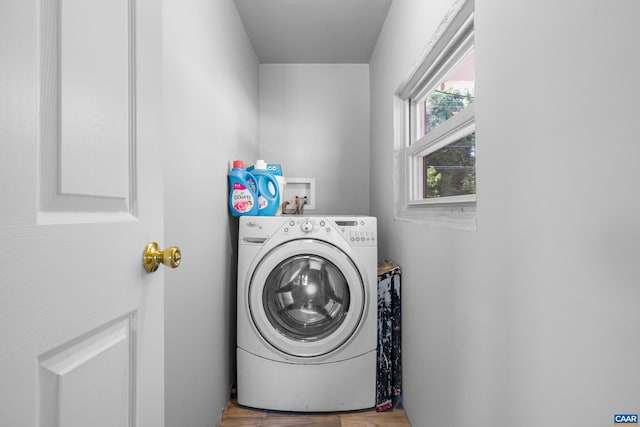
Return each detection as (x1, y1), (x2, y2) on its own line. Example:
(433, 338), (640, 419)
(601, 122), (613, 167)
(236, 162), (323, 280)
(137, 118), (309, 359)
(395, 200), (476, 231)
(408, 194), (476, 206)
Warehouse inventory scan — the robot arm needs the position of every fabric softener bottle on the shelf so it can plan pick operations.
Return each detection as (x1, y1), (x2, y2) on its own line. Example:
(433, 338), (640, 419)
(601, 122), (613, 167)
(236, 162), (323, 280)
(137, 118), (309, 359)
(251, 160), (280, 216)
(228, 160), (258, 216)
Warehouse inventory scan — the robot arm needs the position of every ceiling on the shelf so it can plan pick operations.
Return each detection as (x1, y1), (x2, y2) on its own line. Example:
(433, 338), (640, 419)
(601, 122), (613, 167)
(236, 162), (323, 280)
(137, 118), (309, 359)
(233, 0), (393, 64)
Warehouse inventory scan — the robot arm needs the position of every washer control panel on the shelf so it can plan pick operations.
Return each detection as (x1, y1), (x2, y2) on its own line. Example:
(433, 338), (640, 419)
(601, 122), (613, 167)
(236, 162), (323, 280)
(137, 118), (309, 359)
(283, 218), (322, 234)
(300, 219), (314, 233)
(330, 218), (377, 247)
(268, 217), (377, 247)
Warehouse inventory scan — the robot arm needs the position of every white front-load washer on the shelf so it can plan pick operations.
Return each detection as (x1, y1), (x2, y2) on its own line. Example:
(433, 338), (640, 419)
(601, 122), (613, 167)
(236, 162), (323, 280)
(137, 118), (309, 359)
(236, 215), (377, 412)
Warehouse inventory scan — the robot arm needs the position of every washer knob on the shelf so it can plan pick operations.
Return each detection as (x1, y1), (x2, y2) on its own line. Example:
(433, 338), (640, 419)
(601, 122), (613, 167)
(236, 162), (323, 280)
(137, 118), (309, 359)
(301, 220), (314, 233)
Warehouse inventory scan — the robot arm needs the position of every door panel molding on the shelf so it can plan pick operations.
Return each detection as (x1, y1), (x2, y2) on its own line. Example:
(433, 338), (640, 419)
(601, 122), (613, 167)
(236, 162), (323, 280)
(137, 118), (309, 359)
(39, 0), (137, 220)
(38, 314), (136, 427)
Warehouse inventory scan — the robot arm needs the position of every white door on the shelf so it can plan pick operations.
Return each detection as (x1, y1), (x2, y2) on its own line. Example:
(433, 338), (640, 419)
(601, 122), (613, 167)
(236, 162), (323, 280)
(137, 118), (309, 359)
(0, 0), (168, 426)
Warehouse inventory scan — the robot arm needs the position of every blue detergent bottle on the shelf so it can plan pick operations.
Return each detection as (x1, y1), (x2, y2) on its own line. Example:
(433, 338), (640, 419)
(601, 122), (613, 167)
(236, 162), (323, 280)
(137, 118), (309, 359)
(228, 160), (258, 216)
(251, 160), (280, 216)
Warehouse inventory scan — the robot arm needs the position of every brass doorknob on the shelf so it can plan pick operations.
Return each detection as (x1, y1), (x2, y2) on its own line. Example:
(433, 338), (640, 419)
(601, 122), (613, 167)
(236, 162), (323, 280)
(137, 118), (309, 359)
(143, 242), (181, 273)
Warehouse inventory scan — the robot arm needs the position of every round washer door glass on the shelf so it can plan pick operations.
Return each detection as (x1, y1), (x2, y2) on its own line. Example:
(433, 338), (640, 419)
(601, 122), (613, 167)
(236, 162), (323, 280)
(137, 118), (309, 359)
(263, 254), (350, 342)
(248, 238), (365, 358)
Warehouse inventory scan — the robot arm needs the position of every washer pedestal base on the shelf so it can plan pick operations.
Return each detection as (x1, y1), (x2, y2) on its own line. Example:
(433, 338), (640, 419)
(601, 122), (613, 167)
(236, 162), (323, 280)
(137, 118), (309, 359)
(237, 348), (375, 412)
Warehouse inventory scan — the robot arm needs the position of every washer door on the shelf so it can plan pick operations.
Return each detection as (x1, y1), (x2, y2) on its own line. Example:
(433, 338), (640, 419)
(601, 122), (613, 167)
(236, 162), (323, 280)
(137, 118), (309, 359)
(248, 239), (365, 358)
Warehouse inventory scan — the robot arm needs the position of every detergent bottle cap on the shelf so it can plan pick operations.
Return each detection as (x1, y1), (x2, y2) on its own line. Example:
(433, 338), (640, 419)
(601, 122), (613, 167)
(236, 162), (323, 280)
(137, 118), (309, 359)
(254, 159), (268, 170)
(232, 160), (244, 169)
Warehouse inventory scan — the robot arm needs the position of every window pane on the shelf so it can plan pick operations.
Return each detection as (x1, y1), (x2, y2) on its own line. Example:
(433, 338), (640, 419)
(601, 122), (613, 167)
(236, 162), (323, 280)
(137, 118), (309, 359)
(419, 49), (475, 137)
(423, 132), (476, 198)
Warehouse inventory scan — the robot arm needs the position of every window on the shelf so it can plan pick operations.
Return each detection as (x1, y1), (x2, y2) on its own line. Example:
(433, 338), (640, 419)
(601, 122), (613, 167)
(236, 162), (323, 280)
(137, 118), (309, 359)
(394, 0), (475, 229)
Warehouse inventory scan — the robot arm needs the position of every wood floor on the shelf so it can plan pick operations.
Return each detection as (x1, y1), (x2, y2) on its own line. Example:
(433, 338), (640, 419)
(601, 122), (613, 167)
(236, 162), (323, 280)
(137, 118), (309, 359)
(218, 400), (411, 427)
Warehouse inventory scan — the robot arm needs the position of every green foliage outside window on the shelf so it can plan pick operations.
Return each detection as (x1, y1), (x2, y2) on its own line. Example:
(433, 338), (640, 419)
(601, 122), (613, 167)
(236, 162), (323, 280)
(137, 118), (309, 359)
(424, 133), (475, 198)
(424, 88), (474, 134)
(422, 88), (475, 199)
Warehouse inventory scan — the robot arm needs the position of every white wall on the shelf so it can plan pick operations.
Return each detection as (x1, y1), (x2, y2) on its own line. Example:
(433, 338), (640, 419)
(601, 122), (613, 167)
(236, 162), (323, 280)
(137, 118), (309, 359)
(260, 64), (370, 215)
(163, 1), (259, 426)
(370, 0), (640, 426)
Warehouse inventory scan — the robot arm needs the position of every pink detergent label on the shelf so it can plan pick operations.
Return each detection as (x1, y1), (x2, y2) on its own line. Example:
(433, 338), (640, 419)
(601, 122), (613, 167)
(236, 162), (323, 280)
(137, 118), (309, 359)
(232, 189), (254, 213)
(258, 195), (268, 210)
(234, 182), (247, 190)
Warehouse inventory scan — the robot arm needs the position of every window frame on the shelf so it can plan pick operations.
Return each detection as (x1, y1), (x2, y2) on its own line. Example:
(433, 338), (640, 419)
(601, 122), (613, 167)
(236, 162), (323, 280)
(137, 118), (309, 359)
(393, 0), (476, 228)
